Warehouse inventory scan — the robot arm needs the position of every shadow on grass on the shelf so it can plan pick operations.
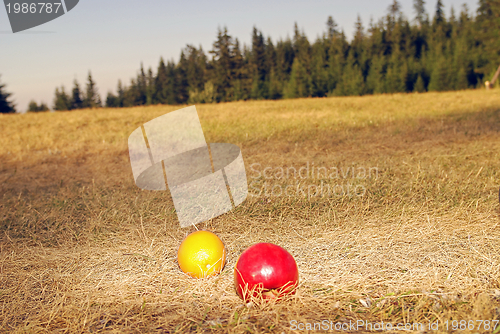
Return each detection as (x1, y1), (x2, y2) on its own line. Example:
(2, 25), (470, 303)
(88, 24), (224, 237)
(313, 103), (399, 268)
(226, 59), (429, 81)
(1, 105), (499, 245)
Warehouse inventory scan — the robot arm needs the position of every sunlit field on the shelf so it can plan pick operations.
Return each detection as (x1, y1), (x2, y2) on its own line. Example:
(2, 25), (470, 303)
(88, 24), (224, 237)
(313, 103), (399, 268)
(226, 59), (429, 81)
(1, 89), (500, 333)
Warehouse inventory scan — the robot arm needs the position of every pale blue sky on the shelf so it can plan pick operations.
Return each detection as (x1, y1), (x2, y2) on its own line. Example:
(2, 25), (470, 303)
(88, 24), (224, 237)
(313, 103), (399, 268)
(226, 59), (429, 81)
(1, 0), (478, 112)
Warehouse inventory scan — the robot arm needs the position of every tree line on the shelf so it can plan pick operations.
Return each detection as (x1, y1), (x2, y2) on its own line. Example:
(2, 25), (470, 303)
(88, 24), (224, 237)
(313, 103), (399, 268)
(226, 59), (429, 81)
(103, 0), (500, 107)
(0, 0), (499, 113)
(51, 72), (102, 111)
(0, 72), (102, 113)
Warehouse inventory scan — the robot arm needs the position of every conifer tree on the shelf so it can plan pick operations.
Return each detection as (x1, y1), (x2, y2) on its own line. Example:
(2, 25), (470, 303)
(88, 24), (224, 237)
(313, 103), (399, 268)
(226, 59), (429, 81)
(335, 50), (365, 96)
(434, 0), (445, 25)
(366, 55), (386, 94)
(452, 28), (470, 90)
(146, 68), (154, 105)
(231, 39), (249, 100)
(455, 64), (469, 90)
(414, 74), (426, 92)
(105, 80), (125, 108)
(251, 27), (268, 99)
(413, 0), (427, 27)
(352, 15), (365, 57)
(428, 52), (448, 91)
(71, 80), (83, 110)
(164, 61), (177, 104)
(137, 64), (147, 106)
(386, 50), (407, 93)
(117, 80), (125, 107)
(0, 76), (16, 113)
(175, 52), (189, 104)
(105, 92), (118, 108)
(326, 16), (339, 40)
(310, 40), (328, 97)
(53, 86), (70, 111)
(83, 72), (101, 108)
(327, 30), (348, 94)
(284, 58), (310, 98)
(121, 83), (134, 108)
(275, 39), (295, 87)
(388, 0), (402, 23)
(152, 59), (176, 105)
(290, 23), (312, 97)
(265, 38), (277, 92)
(210, 27), (236, 102)
(268, 68), (283, 99)
(183, 45), (207, 96)
(292, 23), (311, 68)
(154, 58), (169, 104)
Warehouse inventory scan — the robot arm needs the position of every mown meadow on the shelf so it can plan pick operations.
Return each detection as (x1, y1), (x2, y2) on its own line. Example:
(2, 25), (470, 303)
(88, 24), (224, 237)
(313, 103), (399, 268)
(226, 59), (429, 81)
(1, 89), (500, 332)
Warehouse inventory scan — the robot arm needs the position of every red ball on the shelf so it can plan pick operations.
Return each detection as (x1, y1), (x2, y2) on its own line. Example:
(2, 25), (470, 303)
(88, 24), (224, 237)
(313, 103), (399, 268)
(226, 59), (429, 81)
(234, 243), (299, 301)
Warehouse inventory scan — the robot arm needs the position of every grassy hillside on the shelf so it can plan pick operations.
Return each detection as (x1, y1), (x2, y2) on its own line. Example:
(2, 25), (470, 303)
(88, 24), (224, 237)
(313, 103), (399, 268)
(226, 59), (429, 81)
(1, 90), (500, 332)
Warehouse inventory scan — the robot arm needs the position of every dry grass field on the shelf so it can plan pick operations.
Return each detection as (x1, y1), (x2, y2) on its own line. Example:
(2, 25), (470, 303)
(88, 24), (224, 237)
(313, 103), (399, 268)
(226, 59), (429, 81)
(1, 89), (500, 333)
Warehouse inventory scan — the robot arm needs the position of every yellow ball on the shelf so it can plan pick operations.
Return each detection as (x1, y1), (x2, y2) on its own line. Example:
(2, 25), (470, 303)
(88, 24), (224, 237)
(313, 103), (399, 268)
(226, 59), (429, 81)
(177, 230), (226, 278)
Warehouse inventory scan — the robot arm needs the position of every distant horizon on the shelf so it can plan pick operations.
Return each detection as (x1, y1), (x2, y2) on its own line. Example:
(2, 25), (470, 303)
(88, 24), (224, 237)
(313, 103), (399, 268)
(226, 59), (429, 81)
(1, 0), (479, 112)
